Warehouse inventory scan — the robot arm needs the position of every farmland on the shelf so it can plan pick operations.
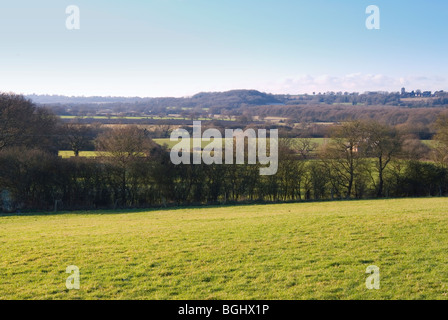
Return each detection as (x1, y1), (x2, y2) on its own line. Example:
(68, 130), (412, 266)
(58, 138), (434, 158)
(59, 115), (233, 121)
(58, 138), (327, 157)
(1, 198), (448, 299)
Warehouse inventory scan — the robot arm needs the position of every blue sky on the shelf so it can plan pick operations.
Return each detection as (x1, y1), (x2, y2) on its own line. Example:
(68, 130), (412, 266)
(0, 0), (447, 97)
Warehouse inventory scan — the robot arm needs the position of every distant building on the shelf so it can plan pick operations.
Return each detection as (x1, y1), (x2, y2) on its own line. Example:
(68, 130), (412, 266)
(400, 88), (432, 98)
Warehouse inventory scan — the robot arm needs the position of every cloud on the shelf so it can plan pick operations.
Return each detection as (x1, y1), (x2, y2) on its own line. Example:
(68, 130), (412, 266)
(259, 73), (447, 94)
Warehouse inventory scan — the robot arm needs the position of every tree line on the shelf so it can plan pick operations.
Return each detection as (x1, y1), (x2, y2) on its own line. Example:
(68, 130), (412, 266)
(1, 93), (448, 212)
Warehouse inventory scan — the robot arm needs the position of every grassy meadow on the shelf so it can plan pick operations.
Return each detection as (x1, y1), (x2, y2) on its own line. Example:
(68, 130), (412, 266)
(1, 198), (448, 300)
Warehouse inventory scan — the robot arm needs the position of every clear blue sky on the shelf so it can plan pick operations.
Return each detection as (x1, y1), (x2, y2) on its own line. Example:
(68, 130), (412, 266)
(0, 0), (446, 97)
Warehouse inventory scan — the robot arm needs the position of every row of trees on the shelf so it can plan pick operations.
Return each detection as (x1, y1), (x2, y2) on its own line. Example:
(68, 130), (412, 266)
(1, 141), (447, 211)
(2, 93), (448, 212)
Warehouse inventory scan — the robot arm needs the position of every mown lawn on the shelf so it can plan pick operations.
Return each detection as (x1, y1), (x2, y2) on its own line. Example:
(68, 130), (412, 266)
(1, 198), (448, 300)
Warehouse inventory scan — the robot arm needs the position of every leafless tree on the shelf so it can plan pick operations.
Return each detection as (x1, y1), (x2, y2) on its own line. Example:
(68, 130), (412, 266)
(95, 127), (158, 205)
(63, 123), (94, 156)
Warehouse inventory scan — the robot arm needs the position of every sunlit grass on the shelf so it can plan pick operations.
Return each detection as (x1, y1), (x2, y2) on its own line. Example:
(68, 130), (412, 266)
(1, 198), (448, 299)
(58, 150), (99, 158)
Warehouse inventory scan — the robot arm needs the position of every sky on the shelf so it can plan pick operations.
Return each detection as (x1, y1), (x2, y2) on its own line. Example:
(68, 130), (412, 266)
(0, 0), (447, 97)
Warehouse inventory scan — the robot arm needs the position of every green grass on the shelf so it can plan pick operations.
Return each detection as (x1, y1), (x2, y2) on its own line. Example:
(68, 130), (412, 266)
(59, 138), (431, 159)
(153, 138), (239, 149)
(153, 137), (327, 149)
(422, 140), (436, 147)
(58, 150), (99, 158)
(59, 138), (327, 156)
(1, 198), (448, 300)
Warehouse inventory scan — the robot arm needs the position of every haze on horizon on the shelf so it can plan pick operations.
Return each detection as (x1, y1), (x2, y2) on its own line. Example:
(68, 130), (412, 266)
(0, 0), (447, 98)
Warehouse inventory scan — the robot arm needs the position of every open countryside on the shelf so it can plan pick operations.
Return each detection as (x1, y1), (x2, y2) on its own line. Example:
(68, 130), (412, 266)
(2, 0), (448, 305)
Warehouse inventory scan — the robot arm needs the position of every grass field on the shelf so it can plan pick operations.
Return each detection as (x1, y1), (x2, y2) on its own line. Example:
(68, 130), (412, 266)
(58, 150), (99, 158)
(153, 138), (327, 149)
(1, 198), (448, 300)
(58, 138), (328, 157)
(59, 138), (433, 158)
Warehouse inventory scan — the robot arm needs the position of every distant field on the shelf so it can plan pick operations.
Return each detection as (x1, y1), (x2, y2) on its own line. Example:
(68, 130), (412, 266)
(1, 198), (448, 299)
(422, 140), (436, 147)
(59, 138), (327, 157)
(153, 137), (327, 149)
(59, 115), (235, 121)
(59, 150), (98, 158)
(59, 138), (434, 158)
(60, 115), (216, 121)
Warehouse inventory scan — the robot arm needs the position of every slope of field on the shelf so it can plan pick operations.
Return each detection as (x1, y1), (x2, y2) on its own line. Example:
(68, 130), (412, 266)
(1, 198), (448, 300)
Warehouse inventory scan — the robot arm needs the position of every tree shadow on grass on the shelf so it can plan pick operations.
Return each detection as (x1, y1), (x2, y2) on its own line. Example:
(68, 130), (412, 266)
(0, 196), (437, 218)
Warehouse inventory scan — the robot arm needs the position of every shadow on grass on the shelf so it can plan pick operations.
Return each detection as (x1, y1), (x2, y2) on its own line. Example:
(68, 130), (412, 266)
(1, 196), (441, 218)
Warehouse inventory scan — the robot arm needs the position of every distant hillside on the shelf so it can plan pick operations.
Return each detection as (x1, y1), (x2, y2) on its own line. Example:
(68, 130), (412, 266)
(27, 89), (448, 127)
(23, 89), (448, 141)
(27, 89), (448, 109)
(26, 90), (281, 107)
(188, 90), (283, 108)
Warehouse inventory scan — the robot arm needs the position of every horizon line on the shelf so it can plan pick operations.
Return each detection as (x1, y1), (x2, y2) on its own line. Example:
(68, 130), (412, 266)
(14, 87), (447, 100)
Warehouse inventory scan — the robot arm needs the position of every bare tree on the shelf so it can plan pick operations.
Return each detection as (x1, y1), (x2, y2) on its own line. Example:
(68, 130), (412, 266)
(0, 93), (58, 152)
(63, 123), (93, 157)
(95, 126), (158, 205)
(295, 137), (318, 160)
(154, 124), (174, 138)
(363, 121), (402, 197)
(433, 113), (448, 168)
(319, 121), (369, 199)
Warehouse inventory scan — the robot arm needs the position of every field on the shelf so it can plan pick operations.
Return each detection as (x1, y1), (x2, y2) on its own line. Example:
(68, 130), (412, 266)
(1, 198), (448, 300)
(58, 138), (433, 158)
(58, 138), (328, 157)
(153, 138), (327, 150)
(60, 115), (214, 121)
(59, 115), (234, 121)
(58, 150), (100, 158)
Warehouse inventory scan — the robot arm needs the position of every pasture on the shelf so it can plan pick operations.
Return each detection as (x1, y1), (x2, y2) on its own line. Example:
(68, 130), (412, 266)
(58, 138), (327, 157)
(58, 137), (434, 158)
(1, 198), (448, 299)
